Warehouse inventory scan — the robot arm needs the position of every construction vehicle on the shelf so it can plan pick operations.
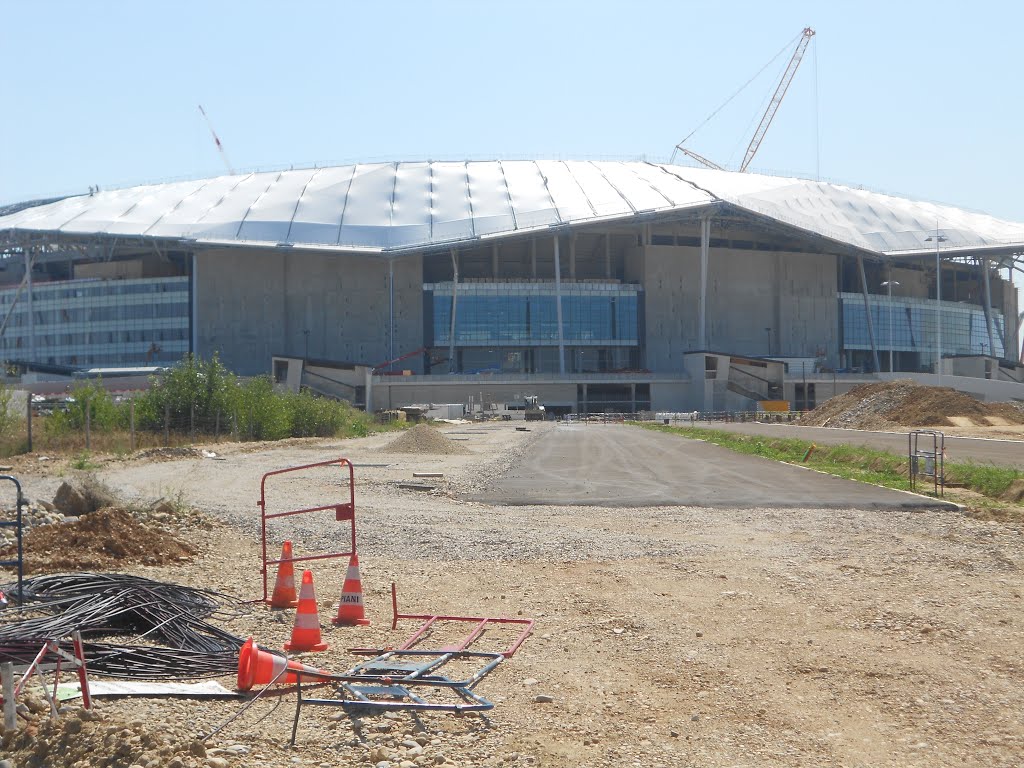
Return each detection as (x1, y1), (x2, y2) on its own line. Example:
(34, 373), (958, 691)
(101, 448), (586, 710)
(524, 395), (545, 421)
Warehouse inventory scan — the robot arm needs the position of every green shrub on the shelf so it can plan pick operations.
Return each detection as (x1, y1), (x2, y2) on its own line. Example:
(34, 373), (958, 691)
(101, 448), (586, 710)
(45, 379), (123, 436)
(237, 376), (291, 441)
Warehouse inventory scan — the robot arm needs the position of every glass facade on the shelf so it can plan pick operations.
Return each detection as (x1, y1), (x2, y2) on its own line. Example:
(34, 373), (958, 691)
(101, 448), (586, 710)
(424, 282), (642, 374)
(0, 277), (190, 367)
(840, 292), (1006, 361)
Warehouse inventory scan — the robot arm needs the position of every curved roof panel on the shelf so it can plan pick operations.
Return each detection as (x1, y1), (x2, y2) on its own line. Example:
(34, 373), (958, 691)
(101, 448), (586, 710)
(2, 160), (1022, 256)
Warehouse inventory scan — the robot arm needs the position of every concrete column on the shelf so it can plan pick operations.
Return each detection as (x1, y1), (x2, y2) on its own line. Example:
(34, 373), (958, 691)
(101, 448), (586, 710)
(699, 218), (710, 350)
(190, 252), (199, 356)
(364, 367), (373, 413)
(24, 249), (34, 363)
(569, 233), (576, 281)
(492, 244), (499, 278)
(604, 233), (611, 278)
(449, 249), (459, 373)
(981, 257), (997, 357)
(530, 238), (537, 278)
(554, 236), (565, 374)
(388, 260), (395, 366)
(856, 255), (881, 373)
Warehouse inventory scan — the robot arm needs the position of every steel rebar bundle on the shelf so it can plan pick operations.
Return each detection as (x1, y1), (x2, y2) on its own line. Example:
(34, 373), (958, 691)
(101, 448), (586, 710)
(0, 572), (246, 679)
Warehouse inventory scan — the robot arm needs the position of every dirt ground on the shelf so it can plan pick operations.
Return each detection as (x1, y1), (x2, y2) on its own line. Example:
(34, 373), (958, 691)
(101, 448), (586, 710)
(798, 380), (1024, 436)
(4, 422), (1024, 768)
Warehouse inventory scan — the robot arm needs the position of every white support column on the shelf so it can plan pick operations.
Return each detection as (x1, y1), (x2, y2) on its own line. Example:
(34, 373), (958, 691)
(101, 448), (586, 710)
(569, 233), (576, 281)
(981, 256), (997, 357)
(857, 255), (881, 373)
(364, 367), (373, 414)
(24, 249), (34, 363)
(449, 249), (459, 374)
(699, 218), (710, 349)
(554, 235), (565, 375)
(191, 252), (199, 357)
(604, 233), (611, 278)
(388, 260), (395, 367)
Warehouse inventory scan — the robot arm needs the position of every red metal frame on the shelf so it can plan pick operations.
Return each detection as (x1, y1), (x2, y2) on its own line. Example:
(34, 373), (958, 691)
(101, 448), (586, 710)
(259, 457), (357, 604)
(3, 631), (91, 714)
(388, 582), (533, 659)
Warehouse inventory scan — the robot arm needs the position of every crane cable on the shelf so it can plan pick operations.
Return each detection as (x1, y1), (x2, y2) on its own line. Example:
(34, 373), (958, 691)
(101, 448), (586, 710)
(813, 34), (821, 181)
(672, 30), (802, 161)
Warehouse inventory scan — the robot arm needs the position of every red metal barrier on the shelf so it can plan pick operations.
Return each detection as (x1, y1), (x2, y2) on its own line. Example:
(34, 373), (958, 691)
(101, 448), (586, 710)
(258, 458), (357, 604)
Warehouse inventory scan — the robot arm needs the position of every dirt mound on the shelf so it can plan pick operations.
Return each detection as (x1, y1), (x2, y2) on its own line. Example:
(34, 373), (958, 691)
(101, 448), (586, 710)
(0, 507), (196, 574)
(385, 423), (469, 455)
(799, 380), (1024, 429)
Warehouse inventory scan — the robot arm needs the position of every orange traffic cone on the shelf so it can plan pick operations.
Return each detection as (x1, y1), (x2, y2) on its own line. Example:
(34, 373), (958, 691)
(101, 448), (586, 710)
(284, 570), (329, 652)
(269, 541), (299, 608)
(236, 638), (331, 691)
(332, 552), (371, 626)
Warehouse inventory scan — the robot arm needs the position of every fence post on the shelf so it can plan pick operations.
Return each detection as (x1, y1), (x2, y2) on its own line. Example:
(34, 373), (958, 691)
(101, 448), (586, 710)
(129, 398), (136, 453)
(231, 410), (237, 440)
(25, 390), (32, 454)
(2, 661), (16, 732)
(215, 409), (221, 441)
(164, 402), (170, 446)
(190, 402), (195, 443)
(249, 403), (254, 440)
(85, 398), (91, 451)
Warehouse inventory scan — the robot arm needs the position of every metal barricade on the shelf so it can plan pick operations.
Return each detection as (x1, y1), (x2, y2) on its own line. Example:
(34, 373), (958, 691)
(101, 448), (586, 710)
(258, 458), (357, 604)
(908, 430), (945, 497)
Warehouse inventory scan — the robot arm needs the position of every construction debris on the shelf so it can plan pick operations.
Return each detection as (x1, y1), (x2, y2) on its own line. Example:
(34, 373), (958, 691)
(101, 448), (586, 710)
(798, 380), (1024, 430)
(386, 423), (470, 455)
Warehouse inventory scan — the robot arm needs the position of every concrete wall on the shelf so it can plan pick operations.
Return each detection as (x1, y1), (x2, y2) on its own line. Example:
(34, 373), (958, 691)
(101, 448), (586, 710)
(636, 245), (839, 370)
(196, 249), (422, 375)
(372, 381), (577, 411)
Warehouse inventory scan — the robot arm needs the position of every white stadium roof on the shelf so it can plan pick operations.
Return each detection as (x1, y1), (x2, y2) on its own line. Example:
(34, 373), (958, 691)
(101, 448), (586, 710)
(2, 161), (1023, 258)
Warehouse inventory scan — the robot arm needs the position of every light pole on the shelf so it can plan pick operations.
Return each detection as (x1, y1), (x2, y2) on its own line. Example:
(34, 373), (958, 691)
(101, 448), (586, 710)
(765, 327), (772, 356)
(881, 277), (900, 373)
(925, 232), (947, 379)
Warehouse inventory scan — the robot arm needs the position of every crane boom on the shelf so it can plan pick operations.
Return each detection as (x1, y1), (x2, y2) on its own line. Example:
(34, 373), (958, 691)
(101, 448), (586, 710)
(198, 104), (234, 175)
(671, 146), (725, 171)
(739, 27), (815, 172)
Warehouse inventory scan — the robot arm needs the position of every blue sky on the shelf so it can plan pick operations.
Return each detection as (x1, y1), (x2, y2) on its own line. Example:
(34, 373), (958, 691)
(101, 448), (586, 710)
(2, 1), (1021, 224)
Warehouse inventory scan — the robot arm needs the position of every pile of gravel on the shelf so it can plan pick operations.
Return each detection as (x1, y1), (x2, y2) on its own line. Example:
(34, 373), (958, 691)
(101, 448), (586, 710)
(385, 423), (470, 455)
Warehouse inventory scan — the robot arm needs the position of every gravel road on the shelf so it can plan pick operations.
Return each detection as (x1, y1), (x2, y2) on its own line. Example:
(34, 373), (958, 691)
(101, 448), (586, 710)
(13, 421), (1021, 768)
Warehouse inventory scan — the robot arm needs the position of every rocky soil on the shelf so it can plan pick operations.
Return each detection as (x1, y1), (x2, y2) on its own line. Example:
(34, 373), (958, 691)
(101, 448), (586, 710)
(1, 422), (1022, 767)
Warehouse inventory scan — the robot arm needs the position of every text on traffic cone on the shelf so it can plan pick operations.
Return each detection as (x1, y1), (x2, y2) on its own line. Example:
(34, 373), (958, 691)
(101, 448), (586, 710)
(332, 552), (370, 626)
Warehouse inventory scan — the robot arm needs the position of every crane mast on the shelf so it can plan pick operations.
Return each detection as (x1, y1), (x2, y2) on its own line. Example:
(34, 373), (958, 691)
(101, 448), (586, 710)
(739, 27), (815, 172)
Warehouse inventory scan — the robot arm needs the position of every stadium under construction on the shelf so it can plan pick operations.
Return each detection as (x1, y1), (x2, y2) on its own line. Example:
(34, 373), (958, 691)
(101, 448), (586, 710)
(0, 159), (1022, 414)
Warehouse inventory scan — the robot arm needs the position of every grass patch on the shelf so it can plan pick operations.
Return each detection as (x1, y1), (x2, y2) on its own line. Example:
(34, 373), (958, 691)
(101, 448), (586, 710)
(636, 422), (1024, 514)
(70, 451), (99, 470)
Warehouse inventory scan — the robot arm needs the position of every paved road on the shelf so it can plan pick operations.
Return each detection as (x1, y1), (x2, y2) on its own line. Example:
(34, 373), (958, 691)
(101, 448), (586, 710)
(681, 421), (1024, 469)
(473, 424), (956, 509)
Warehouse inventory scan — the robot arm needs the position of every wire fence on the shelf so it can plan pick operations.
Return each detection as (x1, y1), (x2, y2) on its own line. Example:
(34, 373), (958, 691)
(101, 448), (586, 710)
(1, 393), (373, 457)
